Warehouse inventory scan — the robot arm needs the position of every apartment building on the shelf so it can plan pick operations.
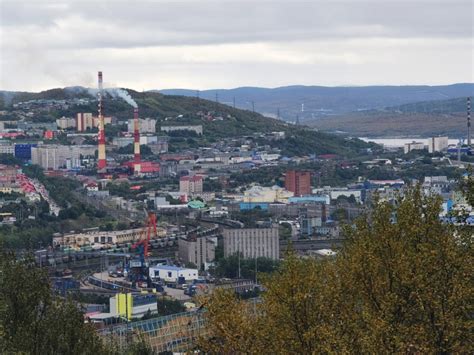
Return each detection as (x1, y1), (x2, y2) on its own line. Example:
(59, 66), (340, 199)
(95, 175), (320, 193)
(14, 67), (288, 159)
(223, 225), (279, 260)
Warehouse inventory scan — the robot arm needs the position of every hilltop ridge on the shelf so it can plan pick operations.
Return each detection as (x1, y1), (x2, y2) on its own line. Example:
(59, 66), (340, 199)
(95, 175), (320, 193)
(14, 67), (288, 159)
(0, 87), (372, 156)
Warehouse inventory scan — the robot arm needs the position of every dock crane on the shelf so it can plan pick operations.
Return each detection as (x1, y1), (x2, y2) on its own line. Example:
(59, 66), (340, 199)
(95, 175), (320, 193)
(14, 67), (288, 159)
(128, 212), (157, 288)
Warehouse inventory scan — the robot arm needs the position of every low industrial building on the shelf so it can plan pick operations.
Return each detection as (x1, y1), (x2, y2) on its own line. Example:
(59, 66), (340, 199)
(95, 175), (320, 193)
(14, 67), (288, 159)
(148, 265), (199, 283)
(88, 293), (159, 322)
(53, 227), (166, 248)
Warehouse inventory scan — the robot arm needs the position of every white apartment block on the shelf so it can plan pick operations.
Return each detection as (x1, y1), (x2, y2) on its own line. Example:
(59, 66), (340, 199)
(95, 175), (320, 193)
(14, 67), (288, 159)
(223, 226), (279, 260)
(31, 145), (96, 170)
(128, 118), (157, 133)
(428, 136), (449, 153)
(56, 116), (76, 129)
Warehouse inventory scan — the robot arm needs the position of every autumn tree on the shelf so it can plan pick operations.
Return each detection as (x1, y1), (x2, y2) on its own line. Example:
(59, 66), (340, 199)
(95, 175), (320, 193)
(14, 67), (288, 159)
(198, 186), (473, 353)
(0, 251), (108, 354)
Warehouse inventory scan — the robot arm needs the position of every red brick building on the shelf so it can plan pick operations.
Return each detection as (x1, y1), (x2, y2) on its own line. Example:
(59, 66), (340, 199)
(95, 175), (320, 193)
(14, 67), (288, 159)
(285, 170), (311, 196)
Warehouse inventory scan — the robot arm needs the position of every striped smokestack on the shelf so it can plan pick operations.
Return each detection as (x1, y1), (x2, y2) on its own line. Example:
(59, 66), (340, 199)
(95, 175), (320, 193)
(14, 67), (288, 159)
(468, 97), (471, 146)
(97, 71), (107, 170)
(133, 107), (141, 174)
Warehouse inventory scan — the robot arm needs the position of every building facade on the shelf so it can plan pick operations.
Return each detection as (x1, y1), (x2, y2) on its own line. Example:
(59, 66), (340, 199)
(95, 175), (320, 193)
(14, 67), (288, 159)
(0, 143), (14, 155)
(76, 113), (112, 132)
(52, 227), (166, 248)
(428, 136), (449, 153)
(404, 141), (425, 154)
(76, 113), (94, 132)
(31, 145), (96, 170)
(178, 236), (216, 270)
(56, 116), (76, 129)
(285, 170), (311, 196)
(223, 226), (279, 260)
(14, 144), (38, 160)
(179, 175), (203, 194)
(127, 118), (157, 133)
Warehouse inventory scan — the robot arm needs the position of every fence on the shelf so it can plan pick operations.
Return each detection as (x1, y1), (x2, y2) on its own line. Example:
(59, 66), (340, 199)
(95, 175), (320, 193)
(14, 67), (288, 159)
(99, 310), (207, 353)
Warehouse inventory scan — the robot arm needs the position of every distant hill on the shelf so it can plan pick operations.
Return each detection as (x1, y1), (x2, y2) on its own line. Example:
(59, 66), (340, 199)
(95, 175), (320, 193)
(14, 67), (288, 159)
(158, 84), (474, 122)
(311, 97), (471, 138)
(384, 97), (468, 114)
(0, 87), (372, 157)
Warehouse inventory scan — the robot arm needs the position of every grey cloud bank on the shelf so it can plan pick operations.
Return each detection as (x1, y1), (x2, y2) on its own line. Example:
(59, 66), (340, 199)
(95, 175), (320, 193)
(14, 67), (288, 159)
(0, 0), (472, 91)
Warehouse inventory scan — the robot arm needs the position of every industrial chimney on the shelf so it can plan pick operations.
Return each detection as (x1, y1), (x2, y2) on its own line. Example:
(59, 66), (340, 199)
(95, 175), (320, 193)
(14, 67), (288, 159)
(468, 97), (471, 146)
(97, 71), (107, 170)
(133, 107), (141, 174)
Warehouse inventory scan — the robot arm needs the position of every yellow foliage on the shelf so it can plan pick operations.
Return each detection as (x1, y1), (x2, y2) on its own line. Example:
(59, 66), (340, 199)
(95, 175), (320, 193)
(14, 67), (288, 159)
(199, 186), (473, 353)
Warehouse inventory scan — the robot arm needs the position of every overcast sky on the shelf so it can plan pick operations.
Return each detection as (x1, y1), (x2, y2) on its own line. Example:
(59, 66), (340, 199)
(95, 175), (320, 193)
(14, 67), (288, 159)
(0, 0), (472, 92)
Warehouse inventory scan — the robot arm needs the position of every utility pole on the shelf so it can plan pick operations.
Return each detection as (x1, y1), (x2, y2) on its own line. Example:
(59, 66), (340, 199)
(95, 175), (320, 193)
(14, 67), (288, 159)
(237, 235), (241, 279)
(254, 253), (258, 284)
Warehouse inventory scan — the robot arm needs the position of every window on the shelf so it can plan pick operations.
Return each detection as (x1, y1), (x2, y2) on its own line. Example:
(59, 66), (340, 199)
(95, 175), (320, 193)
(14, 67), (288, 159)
(168, 272), (172, 278)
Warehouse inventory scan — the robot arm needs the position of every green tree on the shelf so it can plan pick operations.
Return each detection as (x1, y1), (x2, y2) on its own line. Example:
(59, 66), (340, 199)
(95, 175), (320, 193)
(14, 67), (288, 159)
(156, 297), (186, 316)
(213, 254), (280, 280)
(199, 186), (472, 353)
(0, 251), (108, 354)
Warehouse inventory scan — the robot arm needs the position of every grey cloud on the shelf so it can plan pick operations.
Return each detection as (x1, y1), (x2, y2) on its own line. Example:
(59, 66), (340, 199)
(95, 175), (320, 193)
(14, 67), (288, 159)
(0, 0), (472, 91)
(1, 1), (472, 50)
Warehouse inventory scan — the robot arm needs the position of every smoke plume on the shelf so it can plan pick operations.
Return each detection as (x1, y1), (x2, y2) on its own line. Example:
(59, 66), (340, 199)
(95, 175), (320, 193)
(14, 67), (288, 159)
(83, 87), (137, 108)
(108, 88), (137, 108)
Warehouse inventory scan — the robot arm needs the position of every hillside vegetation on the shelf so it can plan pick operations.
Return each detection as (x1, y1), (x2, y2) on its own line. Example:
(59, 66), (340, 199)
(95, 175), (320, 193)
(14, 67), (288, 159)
(0, 88), (371, 156)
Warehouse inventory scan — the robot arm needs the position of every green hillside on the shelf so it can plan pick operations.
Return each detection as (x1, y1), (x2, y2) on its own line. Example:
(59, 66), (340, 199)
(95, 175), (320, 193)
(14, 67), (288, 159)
(1, 87), (372, 156)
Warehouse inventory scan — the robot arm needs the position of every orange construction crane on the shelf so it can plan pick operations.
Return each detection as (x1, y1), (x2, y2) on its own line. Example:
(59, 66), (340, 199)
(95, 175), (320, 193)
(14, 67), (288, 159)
(132, 212), (157, 264)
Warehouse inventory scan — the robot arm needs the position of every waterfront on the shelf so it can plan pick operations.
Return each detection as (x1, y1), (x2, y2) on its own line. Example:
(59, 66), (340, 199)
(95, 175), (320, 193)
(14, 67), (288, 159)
(360, 137), (461, 148)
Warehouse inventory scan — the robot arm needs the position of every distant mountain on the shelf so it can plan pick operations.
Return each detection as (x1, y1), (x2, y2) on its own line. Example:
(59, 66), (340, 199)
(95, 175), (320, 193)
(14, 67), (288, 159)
(311, 97), (471, 138)
(158, 84), (474, 122)
(0, 87), (372, 157)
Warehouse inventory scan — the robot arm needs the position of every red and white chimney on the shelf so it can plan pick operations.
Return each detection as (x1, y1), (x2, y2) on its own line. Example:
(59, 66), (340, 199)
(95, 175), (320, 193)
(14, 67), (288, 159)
(133, 107), (141, 174)
(97, 71), (107, 170)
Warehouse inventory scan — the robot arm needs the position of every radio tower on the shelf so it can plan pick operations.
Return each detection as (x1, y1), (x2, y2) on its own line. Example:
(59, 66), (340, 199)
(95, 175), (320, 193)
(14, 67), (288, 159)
(468, 97), (471, 146)
(133, 107), (141, 174)
(97, 71), (107, 171)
